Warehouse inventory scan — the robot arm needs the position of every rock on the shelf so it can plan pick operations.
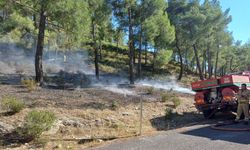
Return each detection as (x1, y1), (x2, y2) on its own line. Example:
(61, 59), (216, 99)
(104, 117), (116, 124)
(122, 112), (131, 116)
(95, 119), (102, 126)
(61, 118), (84, 128)
(0, 122), (14, 134)
(44, 120), (63, 135)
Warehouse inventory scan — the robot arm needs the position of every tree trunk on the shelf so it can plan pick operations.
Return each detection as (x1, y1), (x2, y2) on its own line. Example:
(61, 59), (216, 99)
(204, 58), (207, 79)
(184, 48), (188, 74)
(192, 44), (204, 80)
(128, 7), (134, 84)
(153, 49), (157, 72)
(144, 42), (148, 64)
(175, 38), (183, 80)
(116, 38), (119, 53)
(137, 24), (142, 78)
(190, 57), (195, 72)
(224, 61), (228, 75)
(202, 51), (206, 77)
(211, 65), (213, 77)
(92, 21), (99, 80)
(207, 46), (212, 79)
(35, 4), (46, 85)
(214, 47), (219, 78)
(230, 57), (233, 71)
(204, 62), (207, 79)
(33, 14), (38, 29)
(99, 40), (102, 60)
(133, 43), (136, 65)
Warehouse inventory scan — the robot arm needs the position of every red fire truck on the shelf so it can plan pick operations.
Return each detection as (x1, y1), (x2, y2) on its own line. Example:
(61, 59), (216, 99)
(191, 72), (250, 118)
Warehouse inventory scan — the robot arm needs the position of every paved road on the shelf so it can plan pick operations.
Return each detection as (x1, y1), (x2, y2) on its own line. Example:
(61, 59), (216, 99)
(89, 123), (250, 150)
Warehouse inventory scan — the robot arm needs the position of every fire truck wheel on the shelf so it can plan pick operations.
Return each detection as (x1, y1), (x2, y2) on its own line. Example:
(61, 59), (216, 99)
(202, 109), (215, 119)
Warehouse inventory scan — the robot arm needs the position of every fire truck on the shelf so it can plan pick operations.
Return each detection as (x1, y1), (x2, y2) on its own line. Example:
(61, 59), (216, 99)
(191, 71), (250, 118)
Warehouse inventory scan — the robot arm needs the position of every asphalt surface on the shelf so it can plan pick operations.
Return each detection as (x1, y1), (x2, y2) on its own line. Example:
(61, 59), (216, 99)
(89, 123), (250, 150)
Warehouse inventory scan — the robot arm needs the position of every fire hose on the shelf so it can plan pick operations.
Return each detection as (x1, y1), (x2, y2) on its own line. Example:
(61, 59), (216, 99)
(207, 108), (250, 131)
(211, 121), (250, 131)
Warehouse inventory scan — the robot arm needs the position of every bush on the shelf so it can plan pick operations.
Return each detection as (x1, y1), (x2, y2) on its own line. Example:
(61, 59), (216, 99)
(161, 92), (181, 108)
(161, 93), (171, 102)
(165, 107), (174, 120)
(1, 96), (25, 114)
(110, 100), (118, 110)
(146, 87), (155, 94)
(21, 79), (37, 91)
(19, 110), (56, 139)
(171, 97), (181, 108)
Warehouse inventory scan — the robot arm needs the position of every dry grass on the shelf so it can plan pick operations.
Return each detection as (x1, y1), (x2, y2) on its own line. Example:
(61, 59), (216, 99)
(21, 79), (37, 91)
(1, 96), (25, 114)
(0, 84), (196, 149)
(146, 87), (155, 94)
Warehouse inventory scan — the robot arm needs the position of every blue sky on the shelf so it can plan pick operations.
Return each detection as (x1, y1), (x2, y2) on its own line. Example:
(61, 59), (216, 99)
(219, 0), (250, 44)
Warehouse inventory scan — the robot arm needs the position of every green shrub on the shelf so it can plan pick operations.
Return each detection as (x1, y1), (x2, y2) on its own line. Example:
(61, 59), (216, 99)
(161, 92), (181, 108)
(161, 93), (171, 102)
(110, 100), (118, 110)
(165, 107), (174, 120)
(19, 110), (56, 139)
(146, 87), (155, 94)
(21, 79), (37, 91)
(1, 96), (25, 114)
(171, 97), (181, 108)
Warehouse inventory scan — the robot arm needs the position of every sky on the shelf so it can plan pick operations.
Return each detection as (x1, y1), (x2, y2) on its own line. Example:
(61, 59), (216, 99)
(219, 0), (250, 44)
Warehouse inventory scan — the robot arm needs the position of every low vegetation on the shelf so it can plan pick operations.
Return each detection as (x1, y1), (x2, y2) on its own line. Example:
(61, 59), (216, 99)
(21, 79), (37, 91)
(146, 87), (155, 95)
(161, 93), (170, 102)
(165, 107), (174, 120)
(17, 110), (56, 139)
(161, 92), (181, 108)
(171, 96), (181, 108)
(1, 96), (25, 114)
(110, 100), (119, 110)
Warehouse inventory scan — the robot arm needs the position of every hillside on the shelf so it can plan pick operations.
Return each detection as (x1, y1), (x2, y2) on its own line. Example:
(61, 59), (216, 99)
(0, 81), (201, 149)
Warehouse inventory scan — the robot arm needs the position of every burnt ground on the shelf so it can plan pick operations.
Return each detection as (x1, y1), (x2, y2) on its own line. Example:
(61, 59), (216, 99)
(0, 74), (234, 150)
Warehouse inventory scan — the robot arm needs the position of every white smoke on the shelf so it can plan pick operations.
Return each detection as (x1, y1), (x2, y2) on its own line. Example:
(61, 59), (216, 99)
(0, 43), (94, 75)
(90, 76), (194, 95)
(90, 76), (136, 96)
(103, 86), (135, 96)
(0, 42), (194, 96)
(136, 78), (195, 94)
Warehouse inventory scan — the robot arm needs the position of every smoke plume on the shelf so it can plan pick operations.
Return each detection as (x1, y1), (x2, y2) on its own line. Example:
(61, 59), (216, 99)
(0, 42), (194, 95)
